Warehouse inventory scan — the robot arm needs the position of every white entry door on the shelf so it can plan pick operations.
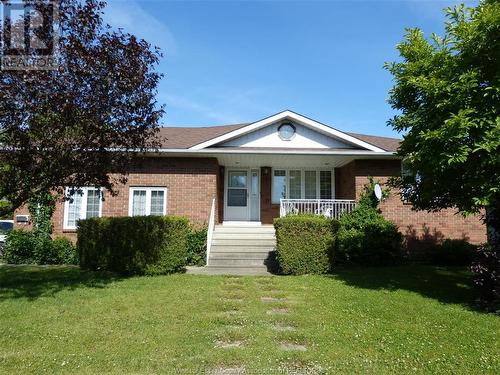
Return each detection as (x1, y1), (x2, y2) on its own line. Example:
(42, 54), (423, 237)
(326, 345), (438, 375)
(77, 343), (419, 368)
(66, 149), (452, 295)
(225, 170), (249, 221)
(224, 169), (260, 221)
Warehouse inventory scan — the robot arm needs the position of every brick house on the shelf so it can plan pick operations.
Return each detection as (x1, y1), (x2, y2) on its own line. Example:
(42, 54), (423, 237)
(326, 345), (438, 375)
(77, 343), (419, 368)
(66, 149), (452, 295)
(14, 110), (486, 246)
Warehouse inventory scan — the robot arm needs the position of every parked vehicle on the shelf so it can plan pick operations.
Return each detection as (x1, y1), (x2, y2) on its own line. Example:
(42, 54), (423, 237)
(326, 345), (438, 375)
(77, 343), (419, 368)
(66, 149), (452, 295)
(0, 220), (14, 255)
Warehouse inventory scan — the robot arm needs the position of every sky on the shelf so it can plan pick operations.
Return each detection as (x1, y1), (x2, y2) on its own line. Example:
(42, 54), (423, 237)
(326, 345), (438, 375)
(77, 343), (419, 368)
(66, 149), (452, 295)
(103, 0), (475, 137)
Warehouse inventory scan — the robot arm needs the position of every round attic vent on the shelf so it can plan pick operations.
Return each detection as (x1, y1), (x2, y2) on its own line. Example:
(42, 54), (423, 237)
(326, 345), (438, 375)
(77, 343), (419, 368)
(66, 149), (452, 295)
(278, 123), (296, 141)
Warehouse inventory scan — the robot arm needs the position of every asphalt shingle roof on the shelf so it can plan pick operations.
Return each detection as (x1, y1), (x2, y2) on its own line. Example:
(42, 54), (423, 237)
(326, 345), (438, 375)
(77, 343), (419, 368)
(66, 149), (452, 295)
(157, 124), (400, 152)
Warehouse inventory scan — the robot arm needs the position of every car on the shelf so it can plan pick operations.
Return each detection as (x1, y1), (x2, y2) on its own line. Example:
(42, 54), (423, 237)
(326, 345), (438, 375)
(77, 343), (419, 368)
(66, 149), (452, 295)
(0, 220), (14, 255)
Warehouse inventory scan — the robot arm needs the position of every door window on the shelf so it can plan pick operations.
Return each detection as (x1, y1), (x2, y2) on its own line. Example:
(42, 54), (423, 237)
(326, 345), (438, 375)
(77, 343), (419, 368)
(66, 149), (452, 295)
(228, 171), (247, 207)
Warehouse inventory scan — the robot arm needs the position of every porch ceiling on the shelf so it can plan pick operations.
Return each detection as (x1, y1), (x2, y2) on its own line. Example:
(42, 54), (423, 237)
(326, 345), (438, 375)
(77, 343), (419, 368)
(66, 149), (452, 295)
(214, 153), (356, 168)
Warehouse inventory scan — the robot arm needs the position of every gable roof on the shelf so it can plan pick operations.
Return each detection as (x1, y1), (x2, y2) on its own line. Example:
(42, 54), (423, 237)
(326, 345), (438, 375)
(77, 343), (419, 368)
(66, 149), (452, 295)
(189, 110), (386, 152)
(156, 111), (401, 152)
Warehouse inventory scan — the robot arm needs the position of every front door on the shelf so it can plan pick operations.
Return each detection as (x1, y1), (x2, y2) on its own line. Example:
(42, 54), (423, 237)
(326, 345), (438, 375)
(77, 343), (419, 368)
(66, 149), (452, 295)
(224, 169), (260, 221)
(225, 170), (249, 221)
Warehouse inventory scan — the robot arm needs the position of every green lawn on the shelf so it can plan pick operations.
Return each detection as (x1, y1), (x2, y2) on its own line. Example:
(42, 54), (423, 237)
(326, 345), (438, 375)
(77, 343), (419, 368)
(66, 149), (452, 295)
(0, 265), (498, 374)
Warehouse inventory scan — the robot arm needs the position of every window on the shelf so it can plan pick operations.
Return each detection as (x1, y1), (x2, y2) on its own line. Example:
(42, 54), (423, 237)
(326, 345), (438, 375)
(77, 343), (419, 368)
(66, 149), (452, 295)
(304, 171), (317, 199)
(64, 187), (102, 229)
(129, 187), (167, 216)
(271, 169), (334, 203)
(272, 170), (287, 204)
(320, 171), (333, 199)
(289, 170), (301, 199)
(227, 171), (247, 207)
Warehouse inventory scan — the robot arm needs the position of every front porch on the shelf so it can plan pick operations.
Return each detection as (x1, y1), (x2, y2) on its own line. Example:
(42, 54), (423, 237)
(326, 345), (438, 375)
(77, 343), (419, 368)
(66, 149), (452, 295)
(218, 164), (358, 224)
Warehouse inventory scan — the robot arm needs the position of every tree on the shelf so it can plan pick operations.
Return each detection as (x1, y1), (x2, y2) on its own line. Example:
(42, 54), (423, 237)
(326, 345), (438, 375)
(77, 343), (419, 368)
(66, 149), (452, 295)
(0, 0), (164, 214)
(385, 0), (500, 250)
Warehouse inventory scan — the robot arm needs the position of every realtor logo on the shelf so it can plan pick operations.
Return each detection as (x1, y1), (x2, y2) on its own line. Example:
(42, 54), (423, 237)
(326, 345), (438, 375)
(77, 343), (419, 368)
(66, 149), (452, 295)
(1, 0), (59, 70)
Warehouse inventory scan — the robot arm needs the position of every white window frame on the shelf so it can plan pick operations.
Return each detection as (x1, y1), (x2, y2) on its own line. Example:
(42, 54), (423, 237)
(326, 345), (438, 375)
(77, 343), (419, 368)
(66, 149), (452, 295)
(128, 187), (168, 216)
(271, 168), (335, 204)
(63, 187), (103, 230)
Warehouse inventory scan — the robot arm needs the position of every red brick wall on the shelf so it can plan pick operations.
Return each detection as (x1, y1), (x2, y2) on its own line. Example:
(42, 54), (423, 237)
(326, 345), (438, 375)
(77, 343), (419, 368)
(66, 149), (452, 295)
(15, 157), (220, 242)
(14, 157), (486, 246)
(351, 159), (486, 246)
(335, 163), (356, 200)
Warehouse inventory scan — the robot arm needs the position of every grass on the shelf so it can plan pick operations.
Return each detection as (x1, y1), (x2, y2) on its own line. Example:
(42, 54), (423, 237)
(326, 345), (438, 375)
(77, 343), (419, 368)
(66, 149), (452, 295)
(0, 265), (498, 374)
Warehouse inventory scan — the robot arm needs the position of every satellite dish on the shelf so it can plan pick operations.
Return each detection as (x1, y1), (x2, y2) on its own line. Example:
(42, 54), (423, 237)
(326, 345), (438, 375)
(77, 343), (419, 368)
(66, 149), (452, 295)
(374, 183), (382, 201)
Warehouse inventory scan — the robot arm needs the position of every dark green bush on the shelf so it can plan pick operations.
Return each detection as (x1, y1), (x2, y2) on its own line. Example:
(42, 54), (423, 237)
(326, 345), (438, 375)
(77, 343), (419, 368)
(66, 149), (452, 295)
(77, 216), (190, 275)
(336, 177), (403, 266)
(336, 204), (403, 265)
(274, 214), (339, 275)
(2, 230), (78, 265)
(428, 239), (477, 266)
(187, 225), (207, 266)
(2, 230), (36, 264)
(51, 237), (79, 265)
(471, 244), (500, 310)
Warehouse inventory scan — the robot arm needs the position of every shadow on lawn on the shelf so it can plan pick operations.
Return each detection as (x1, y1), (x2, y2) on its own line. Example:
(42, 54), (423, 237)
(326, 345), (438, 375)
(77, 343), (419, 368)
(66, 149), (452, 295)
(331, 265), (482, 311)
(0, 265), (121, 301)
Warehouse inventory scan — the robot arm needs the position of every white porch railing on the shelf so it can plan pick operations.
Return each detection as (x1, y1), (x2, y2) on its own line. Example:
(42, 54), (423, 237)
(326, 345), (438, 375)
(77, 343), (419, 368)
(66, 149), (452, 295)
(206, 197), (216, 266)
(279, 199), (356, 219)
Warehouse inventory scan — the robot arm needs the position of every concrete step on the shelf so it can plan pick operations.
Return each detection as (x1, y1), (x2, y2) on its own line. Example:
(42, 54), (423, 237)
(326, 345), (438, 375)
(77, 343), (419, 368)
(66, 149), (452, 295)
(211, 239), (276, 246)
(212, 233), (276, 240)
(214, 227), (275, 234)
(186, 266), (272, 276)
(209, 258), (268, 267)
(210, 252), (271, 259)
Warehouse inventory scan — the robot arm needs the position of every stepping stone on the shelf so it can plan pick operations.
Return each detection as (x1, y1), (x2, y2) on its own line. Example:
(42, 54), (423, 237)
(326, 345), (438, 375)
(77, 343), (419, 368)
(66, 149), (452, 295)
(279, 342), (307, 351)
(223, 325), (245, 331)
(208, 367), (245, 375)
(267, 308), (290, 315)
(261, 296), (289, 303)
(271, 323), (296, 332)
(214, 340), (244, 349)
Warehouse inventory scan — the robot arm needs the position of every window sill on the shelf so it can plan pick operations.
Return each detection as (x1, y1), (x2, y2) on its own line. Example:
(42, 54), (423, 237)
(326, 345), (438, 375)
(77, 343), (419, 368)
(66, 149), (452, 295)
(62, 229), (77, 233)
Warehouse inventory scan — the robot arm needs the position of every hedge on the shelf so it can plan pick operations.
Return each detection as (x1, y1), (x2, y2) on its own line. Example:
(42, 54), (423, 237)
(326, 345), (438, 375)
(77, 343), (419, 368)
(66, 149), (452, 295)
(187, 224), (207, 266)
(77, 216), (190, 275)
(2, 230), (77, 265)
(274, 214), (339, 275)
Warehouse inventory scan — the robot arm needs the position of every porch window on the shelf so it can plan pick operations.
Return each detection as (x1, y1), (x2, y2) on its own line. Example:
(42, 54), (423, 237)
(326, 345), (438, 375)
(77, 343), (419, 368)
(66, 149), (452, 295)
(272, 169), (334, 203)
(304, 171), (317, 199)
(272, 170), (287, 204)
(63, 187), (102, 230)
(129, 187), (167, 216)
(320, 171), (333, 199)
(289, 170), (301, 199)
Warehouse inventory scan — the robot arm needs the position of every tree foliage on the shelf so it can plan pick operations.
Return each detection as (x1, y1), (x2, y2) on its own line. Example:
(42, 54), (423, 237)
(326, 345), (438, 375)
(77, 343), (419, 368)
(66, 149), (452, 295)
(385, 1), (499, 219)
(0, 0), (164, 215)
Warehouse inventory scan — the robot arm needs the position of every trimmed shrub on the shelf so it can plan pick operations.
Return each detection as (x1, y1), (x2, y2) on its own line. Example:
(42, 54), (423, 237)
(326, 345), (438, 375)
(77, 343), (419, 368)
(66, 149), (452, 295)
(2, 230), (78, 265)
(2, 230), (36, 264)
(77, 216), (190, 275)
(187, 225), (207, 266)
(428, 239), (477, 266)
(51, 237), (79, 265)
(274, 214), (339, 275)
(336, 204), (403, 265)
